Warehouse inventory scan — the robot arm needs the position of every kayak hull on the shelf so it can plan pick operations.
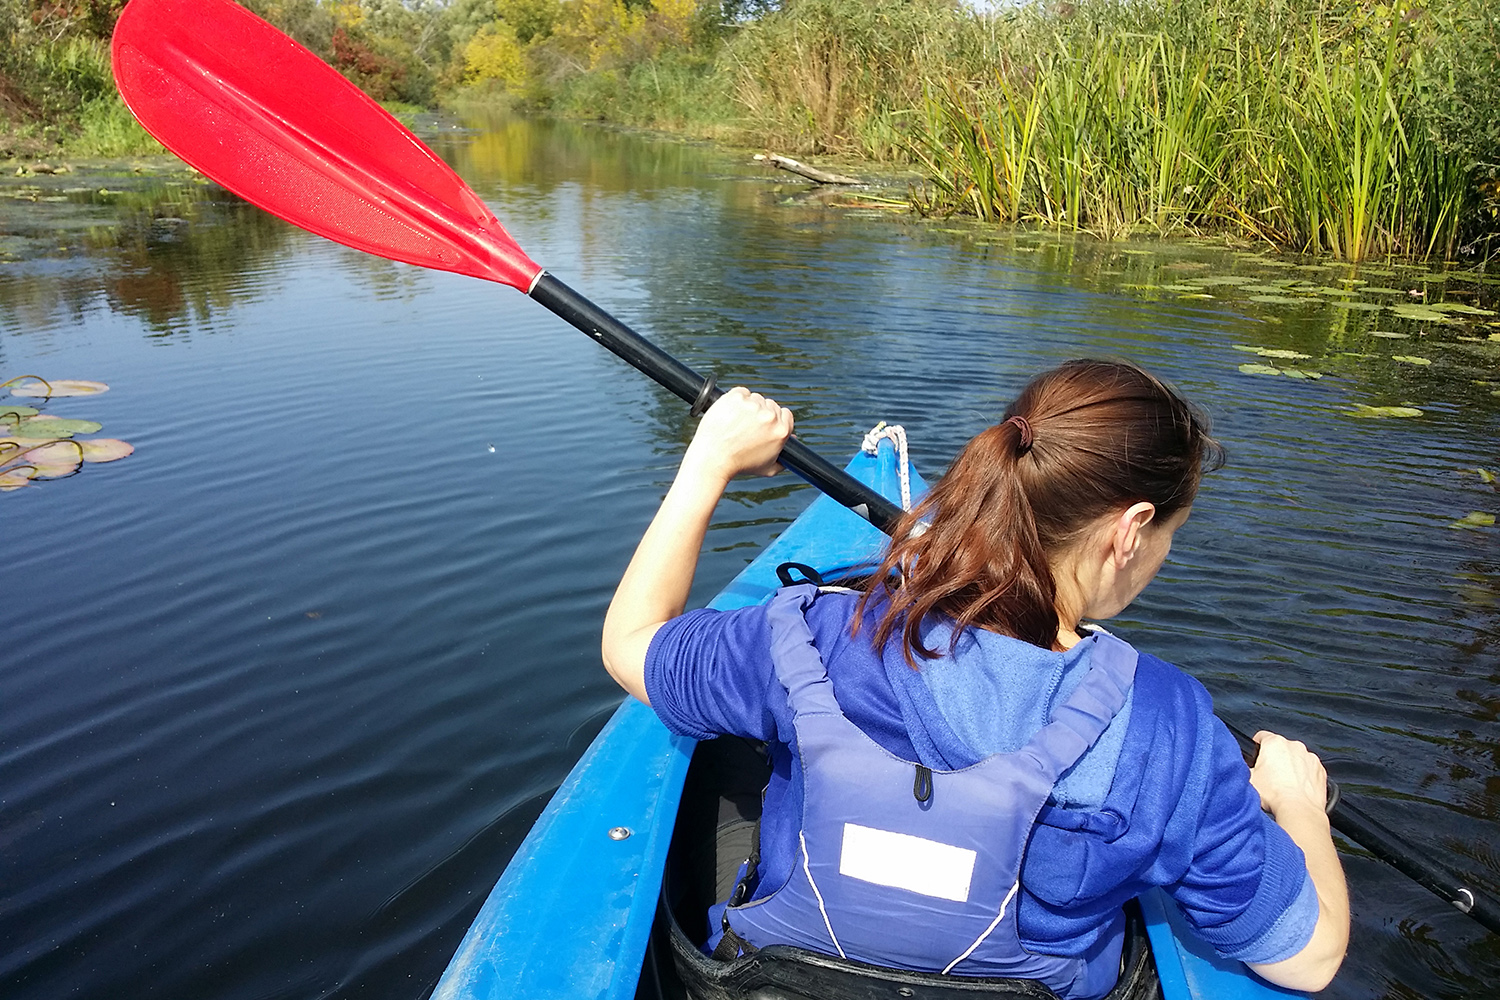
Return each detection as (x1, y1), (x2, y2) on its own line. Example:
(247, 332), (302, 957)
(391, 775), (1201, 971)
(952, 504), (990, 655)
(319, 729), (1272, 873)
(431, 440), (1301, 1000)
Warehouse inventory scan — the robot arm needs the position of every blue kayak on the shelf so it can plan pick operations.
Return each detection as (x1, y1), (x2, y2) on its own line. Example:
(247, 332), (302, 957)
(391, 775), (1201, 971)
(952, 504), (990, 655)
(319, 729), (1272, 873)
(431, 438), (1302, 1000)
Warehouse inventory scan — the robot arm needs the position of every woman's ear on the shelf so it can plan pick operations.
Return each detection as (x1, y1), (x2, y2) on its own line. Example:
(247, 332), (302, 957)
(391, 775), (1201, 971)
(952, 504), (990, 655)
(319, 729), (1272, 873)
(1110, 502), (1158, 566)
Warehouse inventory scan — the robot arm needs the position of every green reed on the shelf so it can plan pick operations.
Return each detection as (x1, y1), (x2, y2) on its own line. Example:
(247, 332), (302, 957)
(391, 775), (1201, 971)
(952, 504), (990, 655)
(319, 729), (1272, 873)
(910, 3), (1481, 259)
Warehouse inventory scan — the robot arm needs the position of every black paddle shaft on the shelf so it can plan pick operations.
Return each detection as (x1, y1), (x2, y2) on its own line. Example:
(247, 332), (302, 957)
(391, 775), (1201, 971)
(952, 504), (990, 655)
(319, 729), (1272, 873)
(530, 273), (904, 533)
(1227, 722), (1500, 934)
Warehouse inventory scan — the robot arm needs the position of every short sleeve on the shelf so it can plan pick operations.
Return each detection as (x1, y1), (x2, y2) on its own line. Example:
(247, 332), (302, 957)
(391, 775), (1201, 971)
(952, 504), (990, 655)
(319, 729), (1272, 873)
(1167, 718), (1320, 964)
(643, 605), (783, 743)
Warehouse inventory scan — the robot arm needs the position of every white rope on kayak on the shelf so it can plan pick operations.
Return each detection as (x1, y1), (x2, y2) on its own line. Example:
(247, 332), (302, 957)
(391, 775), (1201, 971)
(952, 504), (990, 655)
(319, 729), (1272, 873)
(861, 421), (911, 512)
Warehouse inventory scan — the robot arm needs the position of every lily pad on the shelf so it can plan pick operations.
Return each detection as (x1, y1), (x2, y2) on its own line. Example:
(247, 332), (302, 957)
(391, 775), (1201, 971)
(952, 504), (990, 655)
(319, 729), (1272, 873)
(10, 416), (102, 437)
(1369, 330), (1409, 338)
(1392, 355), (1433, 366)
(0, 405), (38, 420)
(1281, 368), (1324, 379)
(1248, 294), (1314, 305)
(1259, 348), (1313, 360)
(78, 438), (133, 463)
(7, 440), (83, 478)
(1347, 404), (1423, 418)
(1238, 363), (1283, 376)
(1186, 275), (1257, 286)
(0, 467), (35, 491)
(1450, 511), (1496, 529)
(0, 437), (58, 452)
(1432, 303), (1497, 316)
(1477, 468), (1495, 484)
(5, 378), (109, 398)
(1178, 293), (1215, 300)
(1391, 306), (1450, 322)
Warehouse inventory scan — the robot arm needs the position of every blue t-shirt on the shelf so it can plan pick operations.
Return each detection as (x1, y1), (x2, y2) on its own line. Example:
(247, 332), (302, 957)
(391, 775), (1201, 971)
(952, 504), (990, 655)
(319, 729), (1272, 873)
(644, 589), (1318, 984)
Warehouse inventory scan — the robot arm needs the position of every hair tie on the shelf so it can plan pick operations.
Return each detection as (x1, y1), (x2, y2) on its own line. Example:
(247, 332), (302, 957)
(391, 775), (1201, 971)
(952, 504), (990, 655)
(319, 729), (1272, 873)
(1002, 414), (1034, 454)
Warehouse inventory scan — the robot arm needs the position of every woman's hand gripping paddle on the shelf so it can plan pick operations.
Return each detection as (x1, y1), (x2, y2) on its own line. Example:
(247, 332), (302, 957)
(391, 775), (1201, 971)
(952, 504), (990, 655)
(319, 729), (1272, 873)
(111, 0), (1499, 937)
(110, 0), (901, 533)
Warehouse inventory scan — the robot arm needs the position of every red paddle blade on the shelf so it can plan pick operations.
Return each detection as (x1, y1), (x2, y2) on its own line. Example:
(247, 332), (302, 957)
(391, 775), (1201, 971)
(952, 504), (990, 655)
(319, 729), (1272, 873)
(111, 0), (542, 291)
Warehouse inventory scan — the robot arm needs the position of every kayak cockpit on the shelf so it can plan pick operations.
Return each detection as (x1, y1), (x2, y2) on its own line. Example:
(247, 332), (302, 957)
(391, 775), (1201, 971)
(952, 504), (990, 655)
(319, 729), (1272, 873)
(636, 735), (1164, 1000)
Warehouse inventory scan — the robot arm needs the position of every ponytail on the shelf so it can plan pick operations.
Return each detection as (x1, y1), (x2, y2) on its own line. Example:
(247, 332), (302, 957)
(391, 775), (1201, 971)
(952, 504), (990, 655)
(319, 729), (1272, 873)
(855, 359), (1222, 662)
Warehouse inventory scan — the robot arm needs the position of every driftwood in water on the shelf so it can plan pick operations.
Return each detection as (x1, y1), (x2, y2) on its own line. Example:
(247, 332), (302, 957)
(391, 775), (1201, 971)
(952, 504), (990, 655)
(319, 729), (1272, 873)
(755, 153), (864, 185)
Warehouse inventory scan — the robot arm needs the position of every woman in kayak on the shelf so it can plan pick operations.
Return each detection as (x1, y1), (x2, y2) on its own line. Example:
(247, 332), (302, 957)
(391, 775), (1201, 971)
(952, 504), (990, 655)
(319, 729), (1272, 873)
(601, 359), (1348, 998)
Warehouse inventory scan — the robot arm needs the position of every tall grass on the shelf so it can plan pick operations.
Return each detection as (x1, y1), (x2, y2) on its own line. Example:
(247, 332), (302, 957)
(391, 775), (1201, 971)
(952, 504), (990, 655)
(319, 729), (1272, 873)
(910, 3), (1482, 258)
(718, 0), (997, 160)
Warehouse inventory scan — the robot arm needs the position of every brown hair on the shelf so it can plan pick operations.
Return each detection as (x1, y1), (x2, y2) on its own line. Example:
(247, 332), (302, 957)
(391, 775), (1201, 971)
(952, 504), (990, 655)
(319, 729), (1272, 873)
(855, 359), (1224, 660)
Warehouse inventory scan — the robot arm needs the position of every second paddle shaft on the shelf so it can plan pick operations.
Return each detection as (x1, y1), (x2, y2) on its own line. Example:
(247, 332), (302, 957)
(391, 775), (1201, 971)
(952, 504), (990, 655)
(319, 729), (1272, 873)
(1226, 721), (1500, 934)
(530, 273), (905, 533)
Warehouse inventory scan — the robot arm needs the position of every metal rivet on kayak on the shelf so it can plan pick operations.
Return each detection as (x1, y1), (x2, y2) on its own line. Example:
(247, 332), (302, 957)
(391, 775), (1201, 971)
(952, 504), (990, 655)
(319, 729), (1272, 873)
(898, 990), (914, 998)
(608, 826), (631, 841)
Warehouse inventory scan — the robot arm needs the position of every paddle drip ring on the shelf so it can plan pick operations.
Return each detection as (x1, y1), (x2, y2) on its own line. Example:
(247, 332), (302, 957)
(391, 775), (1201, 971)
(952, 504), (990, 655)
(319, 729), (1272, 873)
(689, 374), (718, 417)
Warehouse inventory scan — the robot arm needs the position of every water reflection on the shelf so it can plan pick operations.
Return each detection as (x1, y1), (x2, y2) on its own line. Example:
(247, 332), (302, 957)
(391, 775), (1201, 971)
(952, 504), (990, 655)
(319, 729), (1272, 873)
(0, 166), (296, 341)
(0, 113), (1497, 1000)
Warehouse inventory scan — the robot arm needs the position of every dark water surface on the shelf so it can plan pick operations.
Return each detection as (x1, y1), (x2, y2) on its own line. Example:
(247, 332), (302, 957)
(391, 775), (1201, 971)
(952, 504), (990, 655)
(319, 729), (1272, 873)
(2, 113), (1498, 1000)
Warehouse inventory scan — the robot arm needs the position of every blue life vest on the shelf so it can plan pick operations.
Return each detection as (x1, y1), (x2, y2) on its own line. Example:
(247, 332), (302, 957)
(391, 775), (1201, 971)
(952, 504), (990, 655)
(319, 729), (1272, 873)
(725, 585), (1139, 995)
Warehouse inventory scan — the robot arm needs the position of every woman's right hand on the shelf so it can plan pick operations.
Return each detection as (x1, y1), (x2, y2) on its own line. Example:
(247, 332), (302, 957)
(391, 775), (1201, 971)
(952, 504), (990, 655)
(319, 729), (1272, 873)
(1249, 730), (1328, 818)
(602, 387), (793, 705)
(1245, 730), (1349, 991)
(680, 386), (795, 486)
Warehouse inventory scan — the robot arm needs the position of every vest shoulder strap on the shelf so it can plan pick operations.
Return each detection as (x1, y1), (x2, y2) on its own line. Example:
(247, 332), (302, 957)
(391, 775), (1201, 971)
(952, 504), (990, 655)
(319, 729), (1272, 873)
(765, 584), (842, 719)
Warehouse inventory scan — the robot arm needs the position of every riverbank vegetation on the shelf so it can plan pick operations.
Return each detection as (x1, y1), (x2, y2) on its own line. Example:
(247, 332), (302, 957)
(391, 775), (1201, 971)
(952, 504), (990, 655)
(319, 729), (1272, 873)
(2, 0), (1496, 259)
(0, 0), (149, 157)
(502, 0), (1500, 260)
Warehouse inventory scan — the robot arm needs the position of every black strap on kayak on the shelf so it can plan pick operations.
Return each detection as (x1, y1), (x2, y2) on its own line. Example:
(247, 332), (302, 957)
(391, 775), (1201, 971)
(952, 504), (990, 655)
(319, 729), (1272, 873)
(711, 925), (760, 962)
(776, 562), (826, 587)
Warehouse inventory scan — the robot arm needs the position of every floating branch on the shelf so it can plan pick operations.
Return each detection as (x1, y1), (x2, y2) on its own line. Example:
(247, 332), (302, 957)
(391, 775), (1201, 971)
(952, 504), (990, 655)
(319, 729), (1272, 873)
(755, 153), (865, 186)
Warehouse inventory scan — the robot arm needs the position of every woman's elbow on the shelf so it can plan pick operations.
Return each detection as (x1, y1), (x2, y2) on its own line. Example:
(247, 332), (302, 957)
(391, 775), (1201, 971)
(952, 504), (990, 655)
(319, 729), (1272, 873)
(1248, 928), (1347, 992)
(1251, 958), (1342, 993)
(600, 624), (654, 705)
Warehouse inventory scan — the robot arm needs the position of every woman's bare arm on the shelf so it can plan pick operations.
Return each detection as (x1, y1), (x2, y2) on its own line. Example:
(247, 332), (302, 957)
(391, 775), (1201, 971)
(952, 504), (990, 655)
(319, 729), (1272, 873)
(600, 388), (793, 704)
(1244, 731), (1350, 992)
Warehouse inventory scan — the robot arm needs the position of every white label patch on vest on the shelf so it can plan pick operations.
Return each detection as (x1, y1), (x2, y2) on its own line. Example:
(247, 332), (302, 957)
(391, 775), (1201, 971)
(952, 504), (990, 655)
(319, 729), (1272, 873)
(837, 823), (976, 902)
